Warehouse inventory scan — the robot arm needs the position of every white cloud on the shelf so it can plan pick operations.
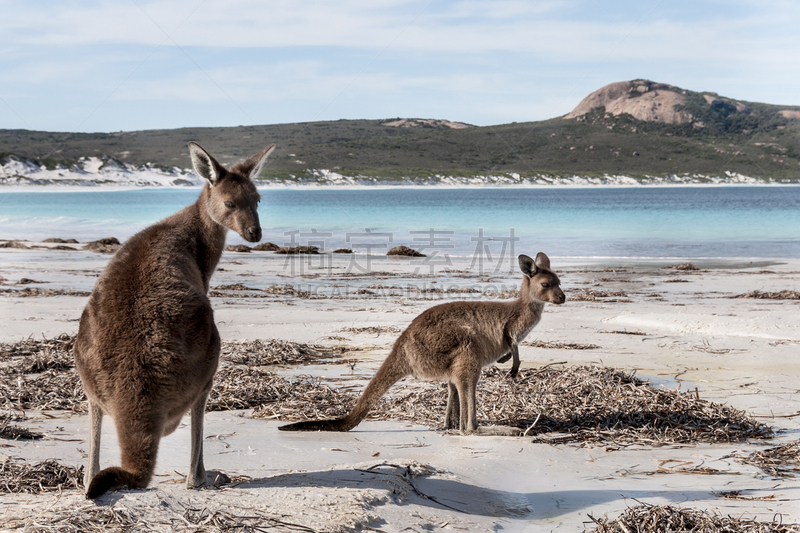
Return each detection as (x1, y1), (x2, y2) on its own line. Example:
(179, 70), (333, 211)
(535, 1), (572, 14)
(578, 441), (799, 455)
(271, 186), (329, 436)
(1, 0), (795, 62)
(1, 0), (798, 131)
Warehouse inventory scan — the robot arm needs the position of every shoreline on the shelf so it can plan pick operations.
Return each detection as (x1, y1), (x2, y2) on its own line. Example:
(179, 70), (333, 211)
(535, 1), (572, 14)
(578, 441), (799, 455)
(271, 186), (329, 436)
(2, 240), (797, 262)
(2, 181), (800, 193)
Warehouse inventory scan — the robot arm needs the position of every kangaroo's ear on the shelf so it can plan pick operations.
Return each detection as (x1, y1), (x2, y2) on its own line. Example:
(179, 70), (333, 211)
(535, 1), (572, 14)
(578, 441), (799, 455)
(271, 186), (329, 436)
(189, 142), (226, 186)
(519, 254), (537, 278)
(534, 252), (551, 270)
(235, 143), (276, 180)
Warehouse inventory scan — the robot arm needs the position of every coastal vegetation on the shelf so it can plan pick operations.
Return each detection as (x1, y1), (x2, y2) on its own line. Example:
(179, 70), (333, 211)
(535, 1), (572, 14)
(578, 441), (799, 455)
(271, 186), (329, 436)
(1, 80), (799, 183)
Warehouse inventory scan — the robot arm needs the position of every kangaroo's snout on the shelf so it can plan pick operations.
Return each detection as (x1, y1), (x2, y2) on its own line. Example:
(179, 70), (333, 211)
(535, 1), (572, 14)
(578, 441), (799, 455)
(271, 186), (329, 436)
(245, 226), (262, 243)
(553, 289), (566, 304)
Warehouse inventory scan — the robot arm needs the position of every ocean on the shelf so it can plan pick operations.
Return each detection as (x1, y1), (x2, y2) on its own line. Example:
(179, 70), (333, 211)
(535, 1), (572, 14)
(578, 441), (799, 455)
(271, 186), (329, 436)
(1, 186), (799, 259)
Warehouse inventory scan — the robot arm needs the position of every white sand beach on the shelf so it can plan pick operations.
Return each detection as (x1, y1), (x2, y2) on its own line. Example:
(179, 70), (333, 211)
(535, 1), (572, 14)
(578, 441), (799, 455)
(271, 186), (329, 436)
(1, 244), (799, 531)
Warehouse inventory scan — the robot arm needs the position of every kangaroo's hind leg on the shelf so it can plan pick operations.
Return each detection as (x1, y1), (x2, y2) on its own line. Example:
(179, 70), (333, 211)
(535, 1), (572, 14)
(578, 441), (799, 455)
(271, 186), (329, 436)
(507, 343), (520, 379)
(84, 399), (103, 491)
(454, 371), (480, 435)
(444, 382), (460, 430)
(187, 391), (208, 488)
(455, 363), (521, 437)
(187, 389), (230, 489)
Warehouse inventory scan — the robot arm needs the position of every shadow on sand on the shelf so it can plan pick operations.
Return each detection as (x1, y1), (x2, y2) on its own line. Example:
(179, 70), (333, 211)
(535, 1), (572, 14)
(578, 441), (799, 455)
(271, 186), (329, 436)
(228, 463), (793, 520)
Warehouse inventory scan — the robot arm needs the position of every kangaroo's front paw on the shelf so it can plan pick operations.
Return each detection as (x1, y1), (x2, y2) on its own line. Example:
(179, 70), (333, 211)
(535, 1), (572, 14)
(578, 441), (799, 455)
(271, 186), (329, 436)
(506, 368), (519, 379)
(497, 353), (511, 364)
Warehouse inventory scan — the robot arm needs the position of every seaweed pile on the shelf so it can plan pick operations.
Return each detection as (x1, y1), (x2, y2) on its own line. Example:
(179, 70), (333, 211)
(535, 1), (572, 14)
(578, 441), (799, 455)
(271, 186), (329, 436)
(258, 365), (772, 445)
(0, 457), (83, 493)
(736, 440), (800, 477)
(588, 503), (800, 532)
(0, 336), (773, 445)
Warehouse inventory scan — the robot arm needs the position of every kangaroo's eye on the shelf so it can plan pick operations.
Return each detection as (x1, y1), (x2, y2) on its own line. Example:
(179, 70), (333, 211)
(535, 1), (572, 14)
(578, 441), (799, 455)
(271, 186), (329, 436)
(224, 201), (235, 208)
(541, 282), (550, 288)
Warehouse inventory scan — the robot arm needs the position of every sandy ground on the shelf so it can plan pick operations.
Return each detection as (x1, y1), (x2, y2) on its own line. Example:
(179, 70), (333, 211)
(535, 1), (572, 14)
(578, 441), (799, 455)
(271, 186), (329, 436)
(1, 245), (799, 531)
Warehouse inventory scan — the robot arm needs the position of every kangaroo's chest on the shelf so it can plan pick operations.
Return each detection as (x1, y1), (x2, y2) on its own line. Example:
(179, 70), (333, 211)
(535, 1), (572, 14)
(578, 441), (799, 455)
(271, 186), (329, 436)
(515, 316), (541, 342)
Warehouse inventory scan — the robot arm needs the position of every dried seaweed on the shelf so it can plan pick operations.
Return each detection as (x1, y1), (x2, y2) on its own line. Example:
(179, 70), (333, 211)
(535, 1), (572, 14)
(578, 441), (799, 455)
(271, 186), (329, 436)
(736, 440), (800, 477)
(0, 338), (85, 412)
(84, 237), (121, 254)
(522, 340), (600, 350)
(180, 508), (319, 532)
(717, 490), (776, 501)
(731, 290), (800, 300)
(208, 366), (288, 411)
(42, 238), (79, 244)
(485, 289), (520, 299)
(262, 366), (771, 445)
(339, 326), (401, 335)
(209, 342), (354, 411)
(0, 417), (43, 440)
(0, 240), (29, 249)
(353, 288), (376, 295)
(0, 336), (772, 445)
(0, 335), (349, 413)
(262, 284), (326, 299)
(224, 244), (252, 253)
(221, 338), (349, 366)
(666, 262), (699, 271)
(252, 241), (279, 251)
(587, 503), (800, 532)
(5, 505), (144, 532)
(0, 333), (74, 361)
(212, 284), (259, 291)
(276, 245), (320, 254)
(600, 329), (648, 336)
(387, 245), (425, 257)
(414, 287), (481, 294)
(0, 369), (86, 411)
(0, 287), (91, 297)
(0, 457), (83, 493)
(571, 289), (630, 302)
(251, 376), (354, 420)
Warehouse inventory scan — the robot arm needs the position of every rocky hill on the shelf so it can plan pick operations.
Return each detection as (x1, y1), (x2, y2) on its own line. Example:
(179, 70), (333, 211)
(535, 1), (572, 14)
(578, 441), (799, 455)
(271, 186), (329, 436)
(564, 79), (796, 134)
(1, 80), (799, 184)
(566, 80), (694, 124)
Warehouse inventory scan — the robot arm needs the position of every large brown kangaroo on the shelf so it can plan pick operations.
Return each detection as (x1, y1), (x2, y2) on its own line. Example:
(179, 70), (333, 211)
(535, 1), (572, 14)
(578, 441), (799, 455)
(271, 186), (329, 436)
(280, 252), (565, 436)
(74, 142), (275, 499)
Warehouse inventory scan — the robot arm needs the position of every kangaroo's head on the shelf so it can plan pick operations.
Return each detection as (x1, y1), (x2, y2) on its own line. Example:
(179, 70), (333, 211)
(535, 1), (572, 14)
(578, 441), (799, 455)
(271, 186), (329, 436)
(519, 252), (566, 305)
(189, 142), (275, 243)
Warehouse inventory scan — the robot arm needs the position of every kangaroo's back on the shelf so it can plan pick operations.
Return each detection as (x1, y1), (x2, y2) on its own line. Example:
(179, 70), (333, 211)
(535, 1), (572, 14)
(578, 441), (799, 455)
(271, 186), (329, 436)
(74, 142), (275, 498)
(75, 204), (221, 422)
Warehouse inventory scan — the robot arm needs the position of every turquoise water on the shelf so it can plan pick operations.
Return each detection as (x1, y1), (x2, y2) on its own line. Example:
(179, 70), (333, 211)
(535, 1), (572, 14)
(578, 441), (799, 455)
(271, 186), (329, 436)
(1, 186), (799, 258)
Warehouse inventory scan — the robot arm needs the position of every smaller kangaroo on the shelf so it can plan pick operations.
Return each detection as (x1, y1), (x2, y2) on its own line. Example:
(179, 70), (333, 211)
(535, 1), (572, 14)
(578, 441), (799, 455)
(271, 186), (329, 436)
(74, 142), (275, 499)
(280, 252), (565, 436)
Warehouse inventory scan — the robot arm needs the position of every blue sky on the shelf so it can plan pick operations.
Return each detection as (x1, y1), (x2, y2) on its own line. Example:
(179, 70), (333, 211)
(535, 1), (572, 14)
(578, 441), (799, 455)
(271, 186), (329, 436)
(1, 0), (798, 133)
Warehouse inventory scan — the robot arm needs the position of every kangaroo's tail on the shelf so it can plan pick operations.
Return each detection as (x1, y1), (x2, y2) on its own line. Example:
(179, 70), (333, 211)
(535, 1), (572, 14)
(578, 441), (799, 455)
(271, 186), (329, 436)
(280, 349), (410, 432)
(86, 425), (159, 499)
